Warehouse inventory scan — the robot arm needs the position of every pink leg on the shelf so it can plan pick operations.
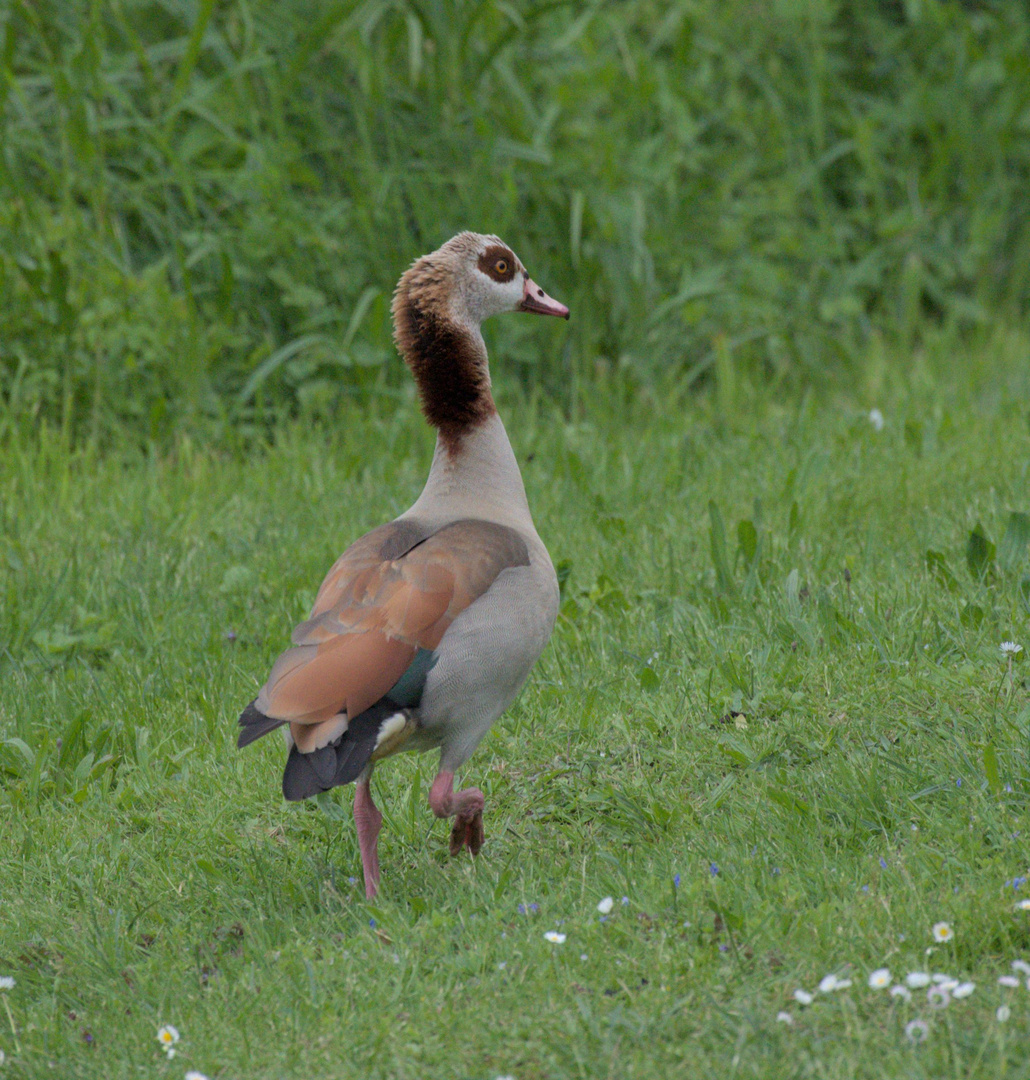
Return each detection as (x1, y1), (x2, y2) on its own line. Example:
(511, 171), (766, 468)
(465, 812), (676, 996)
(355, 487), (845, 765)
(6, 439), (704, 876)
(353, 778), (382, 899)
(428, 770), (485, 857)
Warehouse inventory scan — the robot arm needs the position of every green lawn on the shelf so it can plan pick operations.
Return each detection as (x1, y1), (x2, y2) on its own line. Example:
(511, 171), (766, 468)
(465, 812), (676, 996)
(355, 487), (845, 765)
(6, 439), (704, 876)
(3, 329), (1030, 1078)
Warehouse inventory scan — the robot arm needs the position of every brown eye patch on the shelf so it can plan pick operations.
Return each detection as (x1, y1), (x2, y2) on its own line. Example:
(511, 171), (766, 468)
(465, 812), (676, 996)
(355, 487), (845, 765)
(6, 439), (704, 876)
(477, 245), (517, 283)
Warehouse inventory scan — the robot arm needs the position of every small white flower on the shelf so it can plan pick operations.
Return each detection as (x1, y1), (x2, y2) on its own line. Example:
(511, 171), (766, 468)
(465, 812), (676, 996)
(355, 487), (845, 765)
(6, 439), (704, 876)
(998, 975), (1020, 988)
(597, 896), (614, 915)
(166, 1048), (176, 1060)
(906, 972), (932, 988)
(1012, 960), (1030, 975)
(776, 1010), (794, 1025)
(580, 953), (588, 961)
(926, 985), (950, 1009)
(932, 922), (953, 943)
(185, 1073), (210, 1080)
(0, 977), (13, 991)
(544, 931), (566, 945)
(869, 968), (892, 989)
(931, 973), (952, 984)
(997, 1005), (1011, 1023)
(1001, 642), (1023, 657)
(868, 408), (885, 432)
(1018, 899), (1030, 911)
(793, 989), (813, 1005)
(890, 985), (912, 1001)
(818, 973), (841, 993)
(952, 982), (975, 998)
(156, 1025), (180, 1047)
(905, 1019), (929, 1043)
(0, 1049), (5, 1066)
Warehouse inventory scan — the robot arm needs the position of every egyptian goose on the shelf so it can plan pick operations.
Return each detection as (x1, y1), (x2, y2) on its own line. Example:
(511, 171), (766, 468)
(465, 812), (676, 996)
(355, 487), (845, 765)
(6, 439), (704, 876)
(237, 232), (568, 899)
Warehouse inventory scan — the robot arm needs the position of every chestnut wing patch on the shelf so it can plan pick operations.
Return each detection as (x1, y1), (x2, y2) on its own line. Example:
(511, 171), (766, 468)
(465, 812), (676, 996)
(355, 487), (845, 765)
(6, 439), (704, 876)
(255, 519), (530, 731)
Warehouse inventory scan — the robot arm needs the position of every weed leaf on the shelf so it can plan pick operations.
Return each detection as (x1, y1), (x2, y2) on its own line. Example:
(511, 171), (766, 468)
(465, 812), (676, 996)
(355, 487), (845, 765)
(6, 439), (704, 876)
(999, 511), (1030, 573)
(966, 524), (995, 581)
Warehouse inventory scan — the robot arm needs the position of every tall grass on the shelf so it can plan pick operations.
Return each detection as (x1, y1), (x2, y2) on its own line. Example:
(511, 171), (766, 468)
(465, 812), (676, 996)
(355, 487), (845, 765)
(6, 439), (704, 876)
(1, 0), (1029, 442)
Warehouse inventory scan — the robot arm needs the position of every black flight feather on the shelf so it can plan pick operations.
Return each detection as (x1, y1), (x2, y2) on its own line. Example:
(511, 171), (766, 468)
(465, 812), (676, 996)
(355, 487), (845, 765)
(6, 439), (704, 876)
(281, 700), (404, 802)
(237, 700), (287, 748)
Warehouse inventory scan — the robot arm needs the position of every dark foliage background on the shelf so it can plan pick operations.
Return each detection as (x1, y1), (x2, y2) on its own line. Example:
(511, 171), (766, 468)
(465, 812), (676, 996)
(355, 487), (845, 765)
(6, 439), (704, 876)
(1, 0), (1028, 441)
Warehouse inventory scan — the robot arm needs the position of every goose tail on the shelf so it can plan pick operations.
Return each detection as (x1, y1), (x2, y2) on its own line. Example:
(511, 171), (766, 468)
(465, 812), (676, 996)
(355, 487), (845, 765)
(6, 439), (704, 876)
(281, 702), (414, 801)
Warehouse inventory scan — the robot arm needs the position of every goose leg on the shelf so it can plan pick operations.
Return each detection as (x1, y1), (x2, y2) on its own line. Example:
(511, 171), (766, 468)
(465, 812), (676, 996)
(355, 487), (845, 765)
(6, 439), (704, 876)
(428, 769), (485, 856)
(353, 772), (382, 899)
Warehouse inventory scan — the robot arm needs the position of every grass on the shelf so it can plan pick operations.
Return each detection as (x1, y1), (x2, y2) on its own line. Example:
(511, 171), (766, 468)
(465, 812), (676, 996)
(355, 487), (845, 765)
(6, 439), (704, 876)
(3, 326), (1030, 1077)
(4, 1), (1030, 1075)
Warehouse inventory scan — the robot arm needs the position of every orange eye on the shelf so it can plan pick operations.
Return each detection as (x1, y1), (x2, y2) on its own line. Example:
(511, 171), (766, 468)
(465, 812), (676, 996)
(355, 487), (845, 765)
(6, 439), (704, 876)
(495, 259), (508, 275)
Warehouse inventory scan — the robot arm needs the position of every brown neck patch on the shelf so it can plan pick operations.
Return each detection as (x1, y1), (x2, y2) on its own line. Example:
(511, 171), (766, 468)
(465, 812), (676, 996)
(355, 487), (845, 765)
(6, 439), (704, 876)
(393, 287), (495, 452)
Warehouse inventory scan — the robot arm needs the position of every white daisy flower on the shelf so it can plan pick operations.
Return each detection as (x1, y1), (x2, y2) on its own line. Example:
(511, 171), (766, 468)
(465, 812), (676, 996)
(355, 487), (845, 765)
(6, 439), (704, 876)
(998, 975), (1020, 988)
(776, 1010), (794, 1025)
(0, 977), (13, 991)
(906, 972), (932, 988)
(818, 974), (842, 993)
(931, 922), (953, 943)
(185, 1073), (210, 1080)
(905, 1018), (929, 1042)
(597, 896), (614, 915)
(931, 973), (953, 984)
(1000, 642), (1023, 657)
(156, 1025), (180, 1047)
(952, 982), (975, 998)
(1018, 899), (1030, 911)
(543, 931), (566, 945)
(868, 408), (885, 432)
(997, 1005), (1011, 1022)
(868, 968), (892, 989)
(890, 985), (912, 1001)
(926, 985), (950, 1009)
(793, 989), (814, 1005)
(1012, 960), (1030, 975)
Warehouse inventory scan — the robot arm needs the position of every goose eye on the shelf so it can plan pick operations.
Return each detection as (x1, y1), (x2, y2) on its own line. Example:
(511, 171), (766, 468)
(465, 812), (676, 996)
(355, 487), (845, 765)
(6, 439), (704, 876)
(494, 259), (508, 275)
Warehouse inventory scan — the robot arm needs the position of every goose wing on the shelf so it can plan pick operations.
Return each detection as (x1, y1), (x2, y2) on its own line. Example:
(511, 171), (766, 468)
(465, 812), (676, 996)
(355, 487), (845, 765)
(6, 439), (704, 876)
(239, 518), (529, 753)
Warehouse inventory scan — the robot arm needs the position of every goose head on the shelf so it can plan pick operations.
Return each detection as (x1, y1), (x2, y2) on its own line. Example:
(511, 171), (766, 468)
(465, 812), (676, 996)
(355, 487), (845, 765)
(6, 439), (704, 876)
(392, 232), (568, 444)
(393, 232), (568, 334)
(457, 233), (570, 325)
